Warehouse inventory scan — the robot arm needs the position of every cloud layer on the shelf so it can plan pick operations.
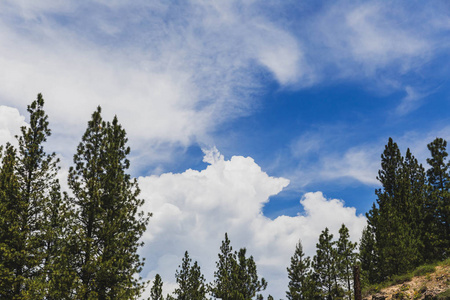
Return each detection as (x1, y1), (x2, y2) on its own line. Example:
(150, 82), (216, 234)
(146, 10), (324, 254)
(138, 148), (367, 298)
(1, 1), (448, 170)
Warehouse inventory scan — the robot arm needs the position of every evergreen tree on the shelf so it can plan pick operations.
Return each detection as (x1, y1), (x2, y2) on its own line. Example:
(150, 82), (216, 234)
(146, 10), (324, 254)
(211, 233), (234, 299)
(426, 138), (450, 259)
(0, 144), (22, 298)
(68, 107), (150, 299)
(0, 95), (71, 299)
(150, 274), (164, 300)
(336, 224), (357, 300)
(366, 138), (419, 281)
(286, 240), (314, 300)
(313, 228), (341, 300)
(359, 225), (379, 285)
(233, 248), (267, 300)
(402, 148), (426, 264)
(211, 233), (267, 300)
(174, 251), (207, 300)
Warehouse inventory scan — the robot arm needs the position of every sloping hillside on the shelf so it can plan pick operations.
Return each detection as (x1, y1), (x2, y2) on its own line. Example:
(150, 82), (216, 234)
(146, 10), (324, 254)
(364, 264), (450, 299)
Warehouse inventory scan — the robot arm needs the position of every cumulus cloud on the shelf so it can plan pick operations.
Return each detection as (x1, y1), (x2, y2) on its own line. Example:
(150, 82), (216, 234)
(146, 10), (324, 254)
(138, 149), (366, 299)
(0, 105), (27, 147)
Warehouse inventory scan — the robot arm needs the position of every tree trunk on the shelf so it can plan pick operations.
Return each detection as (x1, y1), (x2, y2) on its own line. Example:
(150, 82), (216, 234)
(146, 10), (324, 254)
(353, 265), (362, 300)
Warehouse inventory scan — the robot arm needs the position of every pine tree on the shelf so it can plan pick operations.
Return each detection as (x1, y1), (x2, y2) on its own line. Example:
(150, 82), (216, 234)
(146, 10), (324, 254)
(366, 138), (419, 281)
(211, 233), (234, 299)
(0, 95), (71, 299)
(233, 248), (267, 300)
(174, 251), (207, 300)
(364, 138), (431, 283)
(20, 96), (75, 299)
(68, 107), (150, 299)
(402, 148), (426, 264)
(150, 274), (164, 300)
(313, 227), (341, 299)
(336, 224), (357, 300)
(359, 225), (379, 285)
(286, 240), (313, 300)
(211, 233), (267, 300)
(0, 144), (22, 298)
(426, 138), (450, 259)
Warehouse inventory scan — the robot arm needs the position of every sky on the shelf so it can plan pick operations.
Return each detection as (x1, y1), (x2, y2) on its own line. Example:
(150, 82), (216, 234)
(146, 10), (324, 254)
(1, 1), (450, 298)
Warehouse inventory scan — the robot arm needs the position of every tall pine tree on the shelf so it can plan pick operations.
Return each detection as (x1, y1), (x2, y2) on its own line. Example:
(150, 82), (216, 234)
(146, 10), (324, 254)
(211, 233), (267, 300)
(365, 138), (419, 281)
(0, 144), (23, 298)
(174, 251), (207, 300)
(150, 274), (164, 300)
(0, 95), (70, 299)
(313, 228), (341, 299)
(68, 107), (150, 299)
(286, 239), (316, 300)
(426, 138), (450, 259)
(359, 225), (379, 285)
(336, 224), (357, 300)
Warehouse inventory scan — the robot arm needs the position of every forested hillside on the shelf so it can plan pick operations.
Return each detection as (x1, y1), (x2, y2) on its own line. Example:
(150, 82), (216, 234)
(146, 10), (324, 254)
(361, 138), (449, 285)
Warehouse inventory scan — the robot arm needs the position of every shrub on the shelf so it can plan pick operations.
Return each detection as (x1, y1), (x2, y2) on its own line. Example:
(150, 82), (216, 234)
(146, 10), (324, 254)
(413, 265), (436, 277)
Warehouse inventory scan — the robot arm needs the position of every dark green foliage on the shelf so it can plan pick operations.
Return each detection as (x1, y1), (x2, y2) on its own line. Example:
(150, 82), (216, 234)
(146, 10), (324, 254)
(0, 95), (73, 299)
(286, 239), (315, 300)
(412, 264), (435, 277)
(211, 233), (234, 298)
(401, 149), (426, 264)
(359, 225), (379, 285)
(174, 251), (207, 300)
(426, 138), (450, 259)
(150, 274), (164, 300)
(362, 137), (450, 286)
(68, 107), (150, 299)
(364, 139), (425, 283)
(374, 139), (417, 277)
(211, 233), (267, 300)
(337, 224), (357, 300)
(313, 227), (343, 299)
(0, 144), (22, 298)
(287, 226), (359, 300)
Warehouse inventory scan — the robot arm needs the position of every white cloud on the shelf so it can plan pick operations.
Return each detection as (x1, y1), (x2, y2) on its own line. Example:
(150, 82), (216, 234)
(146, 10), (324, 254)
(312, 2), (431, 78)
(0, 1), (308, 170)
(0, 106), (27, 147)
(395, 86), (431, 115)
(321, 147), (381, 185)
(138, 149), (366, 299)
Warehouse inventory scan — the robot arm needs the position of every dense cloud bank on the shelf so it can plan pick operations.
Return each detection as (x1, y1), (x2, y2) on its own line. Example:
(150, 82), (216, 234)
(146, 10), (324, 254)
(139, 148), (367, 298)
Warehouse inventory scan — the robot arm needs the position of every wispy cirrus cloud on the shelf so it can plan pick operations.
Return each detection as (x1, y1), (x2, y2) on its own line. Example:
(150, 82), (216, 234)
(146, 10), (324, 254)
(0, 1), (309, 171)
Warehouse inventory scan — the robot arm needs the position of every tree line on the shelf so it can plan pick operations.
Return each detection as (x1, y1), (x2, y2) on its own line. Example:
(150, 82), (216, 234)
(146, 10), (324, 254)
(1, 96), (448, 299)
(149, 225), (357, 300)
(151, 233), (269, 300)
(360, 137), (450, 285)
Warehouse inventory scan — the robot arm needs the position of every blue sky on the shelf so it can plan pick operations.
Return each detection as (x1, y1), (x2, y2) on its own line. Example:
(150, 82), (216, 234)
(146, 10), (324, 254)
(1, 1), (450, 298)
